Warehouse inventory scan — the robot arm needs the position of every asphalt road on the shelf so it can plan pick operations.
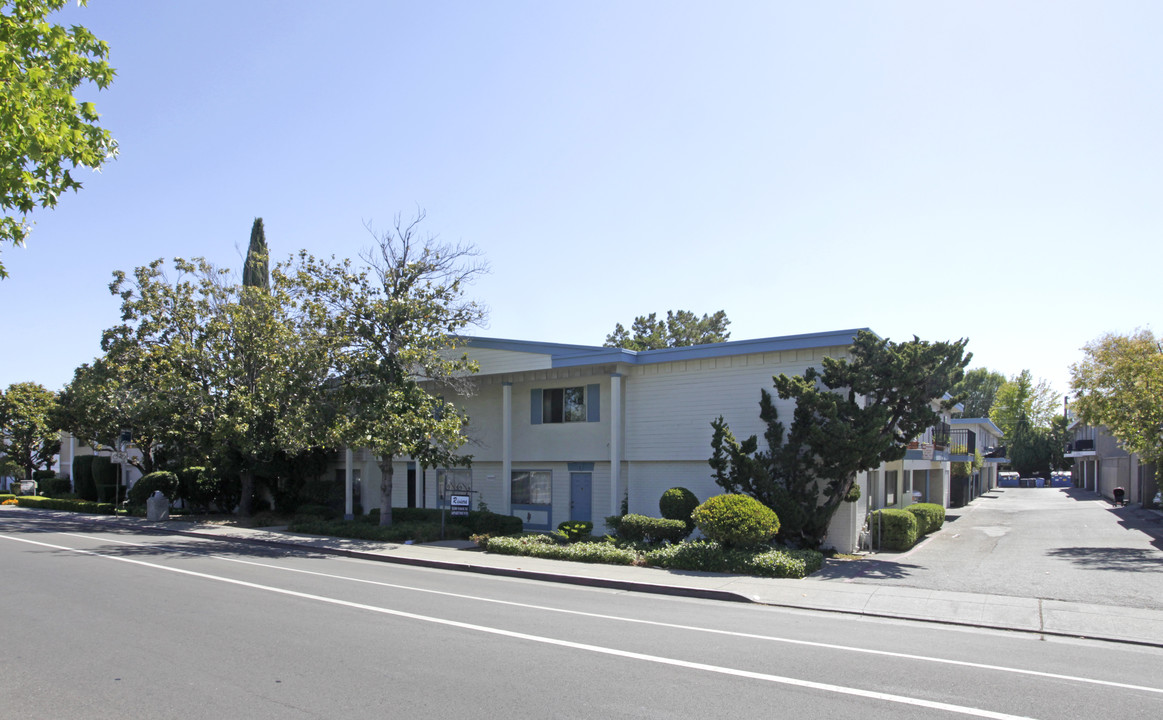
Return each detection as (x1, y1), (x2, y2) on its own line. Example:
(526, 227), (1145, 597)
(3, 512), (1162, 720)
(814, 487), (1163, 610)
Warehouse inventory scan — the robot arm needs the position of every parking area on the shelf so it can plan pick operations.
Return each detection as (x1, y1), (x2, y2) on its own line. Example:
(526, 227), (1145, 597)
(812, 487), (1163, 611)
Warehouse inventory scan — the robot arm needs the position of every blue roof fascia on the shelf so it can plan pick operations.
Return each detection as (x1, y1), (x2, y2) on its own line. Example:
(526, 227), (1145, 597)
(460, 336), (607, 356)
(951, 417), (1004, 437)
(552, 328), (870, 368)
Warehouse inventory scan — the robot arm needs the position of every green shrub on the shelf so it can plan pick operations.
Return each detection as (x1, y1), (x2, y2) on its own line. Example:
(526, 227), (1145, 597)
(128, 471), (178, 509)
(39, 477), (73, 497)
(1, 493), (15, 503)
(604, 514), (624, 535)
(616, 514), (688, 544)
(288, 518), (469, 543)
(365, 507), (523, 536)
(32, 469), (56, 481)
(870, 509), (919, 551)
(73, 455), (97, 501)
(692, 494), (780, 548)
(92, 457), (120, 503)
(643, 541), (824, 579)
(906, 503), (945, 535)
(296, 503), (340, 521)
(16, 496), (115, 514)
(659, 487), (699, 535)
(844, 483), (861, 502)
(483, 536), (638, 565)
(556, 520), (593, 542)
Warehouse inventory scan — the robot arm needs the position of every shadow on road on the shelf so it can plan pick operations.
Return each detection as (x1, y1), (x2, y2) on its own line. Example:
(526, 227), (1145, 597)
(1045, 546), (1163, 572)
(811, 557), (918, 581)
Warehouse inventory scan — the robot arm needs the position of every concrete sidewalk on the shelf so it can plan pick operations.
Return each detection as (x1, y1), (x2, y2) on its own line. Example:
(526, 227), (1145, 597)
(143, 516), (1163, 649)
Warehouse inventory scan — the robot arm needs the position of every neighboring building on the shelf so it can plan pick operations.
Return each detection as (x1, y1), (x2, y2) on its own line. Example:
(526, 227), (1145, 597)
(948, 417), (1008, 506)
(331, 328), (968, 552)
(1065, 421), (1158, 507)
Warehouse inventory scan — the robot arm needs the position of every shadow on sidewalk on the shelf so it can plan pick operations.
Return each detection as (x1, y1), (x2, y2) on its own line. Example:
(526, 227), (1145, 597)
(810, 557), (919, 581)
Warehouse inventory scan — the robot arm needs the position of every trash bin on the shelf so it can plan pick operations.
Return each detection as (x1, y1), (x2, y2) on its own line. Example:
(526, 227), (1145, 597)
(1113, 487), (1126, 506)
(146, 490), (170, 521)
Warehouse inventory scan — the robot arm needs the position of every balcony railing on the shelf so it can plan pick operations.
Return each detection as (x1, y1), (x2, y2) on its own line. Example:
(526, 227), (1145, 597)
(1066, 438), (1095, 453)
(949, 428), (976, 456)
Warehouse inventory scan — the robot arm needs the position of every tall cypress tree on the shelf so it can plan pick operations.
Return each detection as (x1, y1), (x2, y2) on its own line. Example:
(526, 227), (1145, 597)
(243, 218), (269, 291)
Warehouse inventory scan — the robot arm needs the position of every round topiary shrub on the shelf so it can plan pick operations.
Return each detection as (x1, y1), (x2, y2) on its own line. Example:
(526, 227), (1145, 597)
(869, 509), (919, 551)
(659, 487), (699, 535)
(127, 471), (178, 509)
(691, 494), (780, 548)
(905, 502), (945, 535)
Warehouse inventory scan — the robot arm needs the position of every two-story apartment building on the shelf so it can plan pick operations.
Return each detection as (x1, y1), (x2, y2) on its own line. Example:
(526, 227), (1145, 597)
(333, 328), (966, 552)
(1066, 420), (1158, 506)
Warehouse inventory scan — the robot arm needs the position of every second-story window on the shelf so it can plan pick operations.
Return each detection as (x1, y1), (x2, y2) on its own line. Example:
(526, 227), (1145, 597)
(543, 387), (587, 423)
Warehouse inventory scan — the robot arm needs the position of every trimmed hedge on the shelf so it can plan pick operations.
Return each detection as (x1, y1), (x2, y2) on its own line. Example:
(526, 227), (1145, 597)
(481, 536), (824, 579)
(73, 455), (97, 501)
(92, 456), (120, 503)
(15, 496), (115, 514)
(906, 503), (945, 535)
(39, 477), (73, 497)
(484, 535), (639, 565)
(692, 494), (780, 548)
(870, 509), (918, 551)
(128, 471), (178, 509)
(365, 507), (522, 536)
(616, 514), (688, 545)
(659, 487), (699, 535)
(643, 541), (824, 579)
(288, 518), (469, 543)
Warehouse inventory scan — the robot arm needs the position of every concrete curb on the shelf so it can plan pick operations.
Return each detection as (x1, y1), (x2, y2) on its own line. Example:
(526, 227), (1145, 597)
(157, 525), (756, 605)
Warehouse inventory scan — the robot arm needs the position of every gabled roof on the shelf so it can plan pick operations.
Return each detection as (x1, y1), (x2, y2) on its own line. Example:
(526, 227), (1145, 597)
(461, 328), (870, 369)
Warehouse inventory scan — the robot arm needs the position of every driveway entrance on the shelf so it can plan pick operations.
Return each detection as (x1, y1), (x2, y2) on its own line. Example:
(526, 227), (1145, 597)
(815, 488), (1163, 610)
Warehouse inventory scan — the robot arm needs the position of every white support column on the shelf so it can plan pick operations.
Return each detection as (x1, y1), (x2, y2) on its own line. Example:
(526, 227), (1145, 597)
(344, 447), (354, 520)
(610, 373), (623, 516)
(502, 382), (512, 513)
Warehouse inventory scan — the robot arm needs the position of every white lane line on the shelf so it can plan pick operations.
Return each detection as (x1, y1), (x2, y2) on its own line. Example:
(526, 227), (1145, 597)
(5, 532), (1030, 720)
(56, 531), (1163, 697)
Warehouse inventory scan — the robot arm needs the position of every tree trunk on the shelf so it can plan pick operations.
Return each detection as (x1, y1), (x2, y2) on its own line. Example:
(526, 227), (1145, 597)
(239, 469), (254, 516)
(378, 454), (394, 526)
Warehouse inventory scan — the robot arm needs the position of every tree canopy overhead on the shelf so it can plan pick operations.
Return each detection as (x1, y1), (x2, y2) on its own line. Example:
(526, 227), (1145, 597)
(294, 211), (488, 526)
(0, 0), (117, 278)
(0, 381), (60, 479)
(989, 370), (1060, 439)
(950, 367), (1006, 419)
(1071, 329), (1163, 465)
(604, 310), (730, 350)
(710, 331), (969, 548)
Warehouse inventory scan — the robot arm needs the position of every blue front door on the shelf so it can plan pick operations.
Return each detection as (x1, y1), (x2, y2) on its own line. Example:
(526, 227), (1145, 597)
(570, 472), (592, 523)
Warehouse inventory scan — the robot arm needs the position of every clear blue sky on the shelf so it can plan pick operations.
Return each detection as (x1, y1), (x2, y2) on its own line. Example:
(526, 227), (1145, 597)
(3, 1), (1161, 403)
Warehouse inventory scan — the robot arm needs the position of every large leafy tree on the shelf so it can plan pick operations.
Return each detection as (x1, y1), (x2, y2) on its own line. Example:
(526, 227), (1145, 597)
(0, 0), (117, 278)
(0, 381), (61, 479)
(1071, 329), (1163, 466)
(950, 367), (1006, 418)
(295, 212), (487, 526)
(604, 310), (730, 350)
(709, 331), (969, 548)
(990, 370), (1060, 438)
(87, 252), (336, 515)
(56, 356), (167, 474)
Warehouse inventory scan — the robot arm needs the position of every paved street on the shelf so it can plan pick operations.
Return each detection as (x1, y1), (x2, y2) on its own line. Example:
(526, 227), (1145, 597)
(3, 511), (1163, 720)
(815, 488), (1163, 610)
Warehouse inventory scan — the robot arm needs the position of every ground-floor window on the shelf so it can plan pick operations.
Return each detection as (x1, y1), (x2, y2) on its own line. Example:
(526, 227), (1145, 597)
(512, 470), (551, 505)
(512, 469), (553, 530)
